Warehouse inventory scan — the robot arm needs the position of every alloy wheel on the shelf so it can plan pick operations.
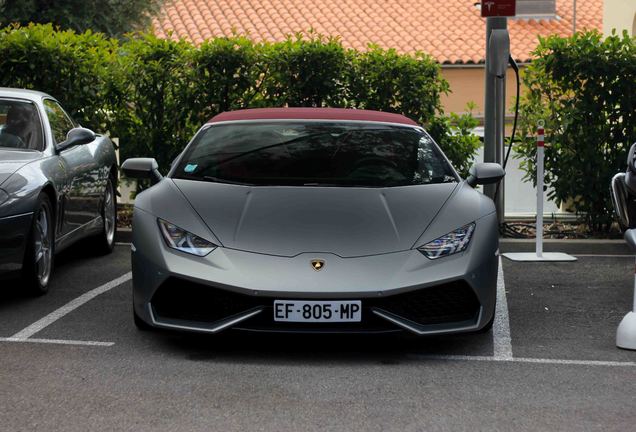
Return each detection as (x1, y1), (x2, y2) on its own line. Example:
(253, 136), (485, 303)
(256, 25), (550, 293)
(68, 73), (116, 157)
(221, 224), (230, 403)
(104, 180), (115, 246)
(33, 205), (52, 286)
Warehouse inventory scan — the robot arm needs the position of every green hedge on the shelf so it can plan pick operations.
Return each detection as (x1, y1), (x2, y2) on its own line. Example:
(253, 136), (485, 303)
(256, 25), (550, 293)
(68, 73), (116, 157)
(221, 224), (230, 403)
(190, 35), (261, 120)
(517, 31), (636, 231)
(348, 45), (448, 124)
(0, 24), (115, 131)
(0, 24), (478, 173)
(261, 33), (349, 108)
(108, 34), (196, 168)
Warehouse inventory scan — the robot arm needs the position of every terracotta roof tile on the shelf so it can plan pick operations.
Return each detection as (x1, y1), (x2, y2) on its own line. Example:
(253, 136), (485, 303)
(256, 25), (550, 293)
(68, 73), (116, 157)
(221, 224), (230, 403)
(153, 0), (603, 64)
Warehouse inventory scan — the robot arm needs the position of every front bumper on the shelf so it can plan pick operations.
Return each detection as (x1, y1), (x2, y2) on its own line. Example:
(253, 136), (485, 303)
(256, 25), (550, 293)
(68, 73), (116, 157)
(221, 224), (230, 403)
(131, 209), (499, 335)
(0, 212), (33, 276)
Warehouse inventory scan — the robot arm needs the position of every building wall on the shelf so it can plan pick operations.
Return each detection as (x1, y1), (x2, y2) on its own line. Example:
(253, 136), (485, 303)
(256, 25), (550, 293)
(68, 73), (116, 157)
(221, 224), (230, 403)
(603, 0), (636, 36)
(439, 66), (524, 117)
(440, 0), (636, 117)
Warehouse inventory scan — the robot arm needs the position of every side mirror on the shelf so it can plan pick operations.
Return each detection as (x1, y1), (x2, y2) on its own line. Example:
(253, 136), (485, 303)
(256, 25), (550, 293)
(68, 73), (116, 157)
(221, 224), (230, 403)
(57, 127), (96, 152)
(625, 229), (636, 252)
(627, 142), (636, 174)
(121, 158), (163, 184)
(466, 163), (505, 187)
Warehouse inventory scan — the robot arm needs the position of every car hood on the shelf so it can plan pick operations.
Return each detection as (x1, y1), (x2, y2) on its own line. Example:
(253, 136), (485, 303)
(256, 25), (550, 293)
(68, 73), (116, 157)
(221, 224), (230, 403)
(172, 179), (458, 257)
(0, 150), (41, 187)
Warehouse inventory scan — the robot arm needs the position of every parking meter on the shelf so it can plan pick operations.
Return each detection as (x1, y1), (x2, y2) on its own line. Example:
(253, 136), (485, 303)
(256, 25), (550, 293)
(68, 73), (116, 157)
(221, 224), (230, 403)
(617, 228), (636, 350)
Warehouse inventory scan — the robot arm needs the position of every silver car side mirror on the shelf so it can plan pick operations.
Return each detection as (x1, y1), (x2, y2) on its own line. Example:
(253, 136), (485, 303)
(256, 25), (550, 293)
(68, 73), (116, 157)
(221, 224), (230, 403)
(628, 143), (636, 174)
(466, 163), (505, 187)
(625, 229), (636, 252)
(121, 158), (163, 184)
(57, 127), (95, 152)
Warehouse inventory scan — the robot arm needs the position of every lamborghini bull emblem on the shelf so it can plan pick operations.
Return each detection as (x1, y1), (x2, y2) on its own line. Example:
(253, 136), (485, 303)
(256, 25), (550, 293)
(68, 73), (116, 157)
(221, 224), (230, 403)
(311, 259), (325, 271)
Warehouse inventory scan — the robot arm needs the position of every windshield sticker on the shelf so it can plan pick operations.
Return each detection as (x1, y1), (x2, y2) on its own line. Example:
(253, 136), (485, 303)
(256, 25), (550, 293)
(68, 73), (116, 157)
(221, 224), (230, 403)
(184, 163), (198, 173)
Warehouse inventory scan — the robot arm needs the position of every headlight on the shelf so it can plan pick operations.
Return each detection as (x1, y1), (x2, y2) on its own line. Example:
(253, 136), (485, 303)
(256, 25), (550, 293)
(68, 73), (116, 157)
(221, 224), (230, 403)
(157, 219), (217, 256)
(0, 189), (8, 206)
(418, 223), (475, 259)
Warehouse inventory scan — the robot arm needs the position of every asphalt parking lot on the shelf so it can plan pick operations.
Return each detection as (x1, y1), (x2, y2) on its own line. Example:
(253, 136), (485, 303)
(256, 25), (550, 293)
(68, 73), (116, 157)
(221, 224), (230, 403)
(1, 235), (635, 431)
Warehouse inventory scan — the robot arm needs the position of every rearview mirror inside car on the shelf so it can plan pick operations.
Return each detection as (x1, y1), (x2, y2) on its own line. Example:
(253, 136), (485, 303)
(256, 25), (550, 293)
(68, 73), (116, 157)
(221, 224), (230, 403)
(466, 163), (505, 187)
(121, 158), (163, 184)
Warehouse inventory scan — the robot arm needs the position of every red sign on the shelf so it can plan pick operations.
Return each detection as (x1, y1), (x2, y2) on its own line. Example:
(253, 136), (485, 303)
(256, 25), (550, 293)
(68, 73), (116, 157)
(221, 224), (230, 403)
(481, 0), (516, 17)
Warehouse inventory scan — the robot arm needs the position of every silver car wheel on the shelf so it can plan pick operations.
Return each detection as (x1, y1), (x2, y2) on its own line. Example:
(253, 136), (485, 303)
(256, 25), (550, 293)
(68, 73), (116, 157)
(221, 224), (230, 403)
(34, 205), (52, 286)
(104, 179), (115, 246)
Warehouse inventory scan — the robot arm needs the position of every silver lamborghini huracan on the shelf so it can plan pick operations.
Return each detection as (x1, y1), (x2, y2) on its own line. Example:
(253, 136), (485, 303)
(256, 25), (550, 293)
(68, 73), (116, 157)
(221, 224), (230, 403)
(123, 108), (504, 336)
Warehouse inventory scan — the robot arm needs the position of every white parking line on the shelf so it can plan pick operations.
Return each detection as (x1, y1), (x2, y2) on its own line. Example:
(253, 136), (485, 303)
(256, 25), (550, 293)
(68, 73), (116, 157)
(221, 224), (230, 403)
(10, 272), (132, 340)
(493, 256), (513, 360)
(414, 354), (636, 367)
(0, 337), (114, 347)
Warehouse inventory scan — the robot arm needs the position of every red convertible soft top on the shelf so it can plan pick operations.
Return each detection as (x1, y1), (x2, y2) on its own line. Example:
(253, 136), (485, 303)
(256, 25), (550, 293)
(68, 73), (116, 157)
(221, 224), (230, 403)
(208, 108), (418, 126)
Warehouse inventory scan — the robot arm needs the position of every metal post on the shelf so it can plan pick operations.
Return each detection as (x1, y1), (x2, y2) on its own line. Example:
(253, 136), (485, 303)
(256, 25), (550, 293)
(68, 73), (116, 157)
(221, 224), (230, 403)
(495, 65), (506, 222)
(536, 122), (545, 257)
(484, 17), (507, 222)
(502, 119), (576, 262)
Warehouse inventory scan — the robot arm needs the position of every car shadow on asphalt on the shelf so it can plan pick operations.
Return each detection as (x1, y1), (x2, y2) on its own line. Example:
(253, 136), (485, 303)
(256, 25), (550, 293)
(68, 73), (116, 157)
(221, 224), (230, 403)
(0, 238), (113, 302)
(145, 329), (493, 365)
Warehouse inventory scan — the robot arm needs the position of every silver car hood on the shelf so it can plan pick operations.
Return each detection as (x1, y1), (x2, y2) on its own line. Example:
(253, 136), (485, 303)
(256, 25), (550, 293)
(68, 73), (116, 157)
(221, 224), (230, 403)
(0, 150), (41, 187)
(172, 179), (457, 257)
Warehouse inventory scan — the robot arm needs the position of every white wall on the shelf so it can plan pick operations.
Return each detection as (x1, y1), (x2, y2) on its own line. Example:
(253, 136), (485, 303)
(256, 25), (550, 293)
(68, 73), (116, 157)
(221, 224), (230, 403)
(603, 0), (636, 36)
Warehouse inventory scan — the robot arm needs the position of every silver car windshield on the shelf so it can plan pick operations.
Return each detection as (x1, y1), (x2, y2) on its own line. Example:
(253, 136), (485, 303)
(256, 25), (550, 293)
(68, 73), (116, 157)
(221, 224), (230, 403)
(174, 121), (457, 187)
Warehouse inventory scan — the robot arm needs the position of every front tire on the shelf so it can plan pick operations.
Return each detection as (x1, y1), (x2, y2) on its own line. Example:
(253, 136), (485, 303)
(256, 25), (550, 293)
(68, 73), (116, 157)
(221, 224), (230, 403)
(22, 194), (54, 295)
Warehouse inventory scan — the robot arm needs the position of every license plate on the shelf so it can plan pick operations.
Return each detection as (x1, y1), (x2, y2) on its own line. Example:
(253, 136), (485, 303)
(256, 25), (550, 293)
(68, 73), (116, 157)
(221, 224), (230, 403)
(273, 300), (362, 322)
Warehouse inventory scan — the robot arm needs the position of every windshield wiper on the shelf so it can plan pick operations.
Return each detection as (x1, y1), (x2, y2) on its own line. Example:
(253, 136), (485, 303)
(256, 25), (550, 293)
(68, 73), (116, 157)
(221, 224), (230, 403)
(176, 173), (251, 185)
(432, 175), (458, 184)
(201, 176), (255, 186)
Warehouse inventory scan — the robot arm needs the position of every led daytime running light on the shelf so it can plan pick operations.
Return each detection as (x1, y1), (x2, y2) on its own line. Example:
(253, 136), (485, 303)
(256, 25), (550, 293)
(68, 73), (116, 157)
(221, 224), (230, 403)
(418, 223), (475, 259)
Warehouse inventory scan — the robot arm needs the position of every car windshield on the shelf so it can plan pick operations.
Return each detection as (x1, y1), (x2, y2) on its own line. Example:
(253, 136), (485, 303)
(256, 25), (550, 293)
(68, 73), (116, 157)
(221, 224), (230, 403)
(173, 121), (457, 187)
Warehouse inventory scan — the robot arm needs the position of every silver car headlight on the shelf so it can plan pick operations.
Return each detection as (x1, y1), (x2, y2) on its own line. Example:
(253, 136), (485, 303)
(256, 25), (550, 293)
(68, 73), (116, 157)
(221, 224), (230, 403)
(418, 223), (475, 259)
(158, 219), (217, 256)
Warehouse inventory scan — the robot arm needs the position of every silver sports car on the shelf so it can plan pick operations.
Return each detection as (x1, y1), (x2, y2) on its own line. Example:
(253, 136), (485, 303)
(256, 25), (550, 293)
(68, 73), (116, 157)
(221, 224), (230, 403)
(123, 108), (504, 335)
(0, 88), (118, 294)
